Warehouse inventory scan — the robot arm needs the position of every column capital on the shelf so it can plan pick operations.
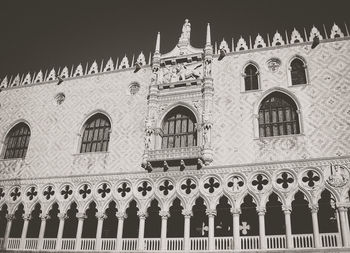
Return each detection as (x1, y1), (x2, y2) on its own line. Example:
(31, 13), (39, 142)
(57, 213), (67, 220)
(23, 213), (31, 221)
(6, 214), (14, 220)
(76, 212), (87, 220)
(137, 211), (148, 219)
(205, 209), (217, 217)
(159, 210), (169, 218)
(256, 207), (266, 215)
(282, 205), (292, 213)
(337, 206), (348, 212)
(230, 207), (241, 215)
(182, 209), (193, 218)
(116, 211), (127, 220)
(96, 212), (106, 220)
(309, 204), (319, 213)
(39, 214), (50, 220)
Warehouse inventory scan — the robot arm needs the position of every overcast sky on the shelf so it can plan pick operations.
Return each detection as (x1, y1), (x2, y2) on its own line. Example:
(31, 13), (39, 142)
(1, 0), (349, 79)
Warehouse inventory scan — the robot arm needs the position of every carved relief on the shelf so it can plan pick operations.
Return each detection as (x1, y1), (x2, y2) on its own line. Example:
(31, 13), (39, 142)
(158, 63), (202, 84)
(327, 164), (349, 187)
(266, 58), (281, 72)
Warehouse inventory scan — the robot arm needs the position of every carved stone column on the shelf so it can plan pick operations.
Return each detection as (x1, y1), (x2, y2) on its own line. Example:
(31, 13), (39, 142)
(95, 212), (106, 250)
(282, 206), (293, 249)
(182, 209), (192, 251)
(4, 214), (14, 250)
(56, 213), (67, 250)
(231, 208), (241, 250)
(310, 205), (321, 248)
(338, 206), (350, 247)
(56, 213), (66, 250)
(257, 208), (266, 249)
(75, 212), (86, 250)
(160, 210), (169, 251)
(38, 214), (49, 250)
(137, 211), (147, 251)
(206, 209), (216, 251)
(20, 213), (31, 249)
(116, 211), (127, 251)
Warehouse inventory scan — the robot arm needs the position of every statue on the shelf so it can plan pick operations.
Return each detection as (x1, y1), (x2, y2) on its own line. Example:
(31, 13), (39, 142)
(144, 128), (153, 150)
(204, 58), (212, 77)
(179, 19), (191, 42)
(327, 164), (349, 187)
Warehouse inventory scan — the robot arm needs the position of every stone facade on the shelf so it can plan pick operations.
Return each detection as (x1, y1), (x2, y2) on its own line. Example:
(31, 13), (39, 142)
(0, 20), (349, 252)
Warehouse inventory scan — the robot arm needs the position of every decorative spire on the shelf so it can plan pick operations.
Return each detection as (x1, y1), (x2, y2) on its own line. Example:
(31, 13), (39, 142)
(155, 32), (160, 54)
(206, 23), (211, 46)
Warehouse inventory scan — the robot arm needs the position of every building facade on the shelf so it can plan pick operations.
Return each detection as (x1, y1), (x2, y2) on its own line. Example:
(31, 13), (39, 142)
(0, 20), (349, 252)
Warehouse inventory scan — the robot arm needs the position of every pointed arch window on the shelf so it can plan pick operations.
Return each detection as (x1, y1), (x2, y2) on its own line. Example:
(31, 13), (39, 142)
(161, 106), (197, 149)
(290, 58), (307, 85)
(259, 92), (300, 137)
(3, 122), (31, 159)
(244, 64), (259, 91)
(80, 113), (111, 153)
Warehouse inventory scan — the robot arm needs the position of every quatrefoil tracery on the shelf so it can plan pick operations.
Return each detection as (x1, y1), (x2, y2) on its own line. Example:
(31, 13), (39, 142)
(251, 174), (269, 191)
(26, 187), (38, 201)
(117, 182), (131, 198)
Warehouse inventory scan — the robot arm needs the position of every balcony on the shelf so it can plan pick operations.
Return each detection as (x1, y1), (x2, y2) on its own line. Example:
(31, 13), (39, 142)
(2, 233), (343, 252)
(148, 146), (201, 161)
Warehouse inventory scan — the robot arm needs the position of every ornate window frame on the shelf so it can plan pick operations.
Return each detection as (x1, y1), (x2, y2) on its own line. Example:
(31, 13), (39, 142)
(155, 103), (201, 150)
(241, 62), (261, 92)
(252, 88), (304, 139)
(287, 56), (309, 87)
(75, 110), (112, 154)
(1, 120), (31, 160)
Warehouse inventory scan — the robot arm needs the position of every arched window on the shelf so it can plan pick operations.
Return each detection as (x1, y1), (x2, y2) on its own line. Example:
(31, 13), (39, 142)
(3, 122), (31, 159)
(80, 113), (111, 153)
(290, 58), (307, 85)
(244, 64), (259, 91)
(259, 92), (300, 137)
(161, 106), (197, 149)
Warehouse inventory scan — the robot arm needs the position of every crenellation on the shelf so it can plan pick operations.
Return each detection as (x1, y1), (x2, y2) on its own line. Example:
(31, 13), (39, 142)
(1, 23), (348, 91)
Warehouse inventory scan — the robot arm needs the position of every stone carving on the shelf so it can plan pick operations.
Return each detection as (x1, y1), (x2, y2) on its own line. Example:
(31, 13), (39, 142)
(236, 36), (248, 51)
(144, 127), (153, 150)
(160, 63), (202, 84)
(204, 58), (212, 77)
(327, 164), (349, 187)
(267, 58), (281, 72)
(202, 123), (211, 148)
(330, 23), (344, 39)
(290, 28), (304, 44)
(55, 93), (66, 105)
(179, 19), (191, 43)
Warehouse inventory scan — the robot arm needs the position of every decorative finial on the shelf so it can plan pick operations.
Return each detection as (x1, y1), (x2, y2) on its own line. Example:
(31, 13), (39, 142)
(206, 23), (211, 46)
(155, 32), (160, 54)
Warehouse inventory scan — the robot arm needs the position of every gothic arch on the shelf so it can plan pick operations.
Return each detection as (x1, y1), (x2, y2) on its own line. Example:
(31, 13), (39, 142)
(44, 201), (60, 216)
(164, 193), (186, 212)
(157, 102), (200, 128)
(10, 201), (26, 215)
(261, 190), (286, 208)
(82, 199), (100, 214)
(1, 120), (32, 159)
(213, 193), (234, 209)
(291, 188), (313, 206)
(144, 195), (164, 212)
(241, 61), (260, 92)
(101, 198), (120, 213)
(188, 195), (209, 211)
(75, 110), (112, 153)
(237, 191), (260, 208)
(253, 87), (303, 138)
(287, 55), (309, 86)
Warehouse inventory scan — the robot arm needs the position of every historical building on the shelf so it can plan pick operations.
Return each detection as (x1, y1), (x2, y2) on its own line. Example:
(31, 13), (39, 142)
(0, 19), (349, 252)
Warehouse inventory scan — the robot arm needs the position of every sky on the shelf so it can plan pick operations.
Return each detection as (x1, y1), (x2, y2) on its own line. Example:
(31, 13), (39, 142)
(0, 0), (350, 79)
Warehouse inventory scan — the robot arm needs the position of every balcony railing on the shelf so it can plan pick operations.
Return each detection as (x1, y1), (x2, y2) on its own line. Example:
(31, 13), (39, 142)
(147, 146), (201, 161)
(2, 233), (343, 251)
